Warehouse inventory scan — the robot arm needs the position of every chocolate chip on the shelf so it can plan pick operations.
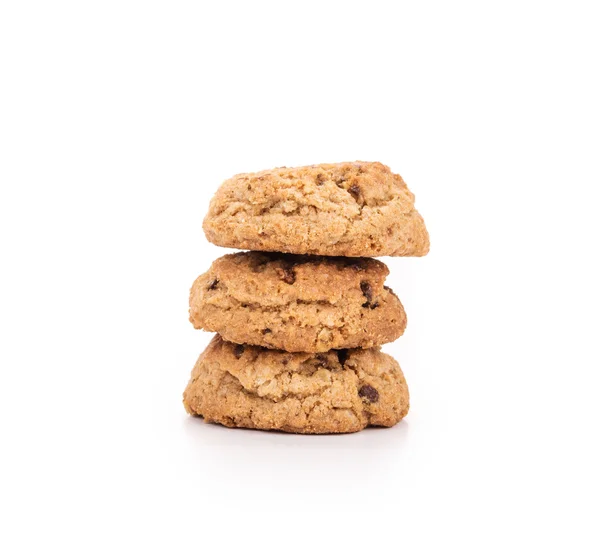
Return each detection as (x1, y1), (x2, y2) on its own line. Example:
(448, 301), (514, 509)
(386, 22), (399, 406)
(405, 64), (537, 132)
(278, 267), (296, 285)
(348, 184), (361, 200)
(262, 328), (272, 334)
(360, 281), (373, 303)
(358, 385), (379, 403)
(360, 281), (378, 309)
(337, 349), (349, 366)
(282, 358), (289, 366)
(233, 344), (245, 359)
(208, 279), (219, 291)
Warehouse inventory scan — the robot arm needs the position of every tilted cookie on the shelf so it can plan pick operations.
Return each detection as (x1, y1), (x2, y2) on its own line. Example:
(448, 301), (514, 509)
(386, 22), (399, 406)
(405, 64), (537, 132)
(183, 335), (409, 434)
(203, 161), (429, 257)
(189, 252), (407, 353)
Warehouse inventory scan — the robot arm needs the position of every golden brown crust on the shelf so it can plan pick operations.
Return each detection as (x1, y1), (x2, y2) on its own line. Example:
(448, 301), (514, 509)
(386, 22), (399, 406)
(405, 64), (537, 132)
(189, 252), (407, 352)
(183, 335), (410, 434)
(202, 161), (430, 257)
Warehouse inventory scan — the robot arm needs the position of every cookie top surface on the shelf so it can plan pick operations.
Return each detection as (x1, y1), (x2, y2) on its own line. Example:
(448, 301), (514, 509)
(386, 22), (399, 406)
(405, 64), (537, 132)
(203, 161), (430, 257)
(183, 335), (410, 434)
(189, 252), (407, 352)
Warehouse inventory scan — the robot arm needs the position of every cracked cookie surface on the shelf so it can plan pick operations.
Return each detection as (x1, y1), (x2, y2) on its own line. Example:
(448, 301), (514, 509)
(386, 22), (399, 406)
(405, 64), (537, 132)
(203, 161), (430, 257)
(189, 252), (407, 352)
(183, 335), (410, 434)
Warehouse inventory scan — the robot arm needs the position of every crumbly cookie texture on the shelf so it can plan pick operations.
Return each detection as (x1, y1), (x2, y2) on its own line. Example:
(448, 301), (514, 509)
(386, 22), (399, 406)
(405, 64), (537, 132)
(203, 161), (429, 257)
(183, 335), (409, 434)
(189, 252), (407, 353)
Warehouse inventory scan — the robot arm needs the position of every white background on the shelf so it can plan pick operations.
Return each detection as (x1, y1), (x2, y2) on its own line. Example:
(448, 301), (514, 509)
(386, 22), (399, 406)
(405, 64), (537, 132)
(1, 1), (599, 548)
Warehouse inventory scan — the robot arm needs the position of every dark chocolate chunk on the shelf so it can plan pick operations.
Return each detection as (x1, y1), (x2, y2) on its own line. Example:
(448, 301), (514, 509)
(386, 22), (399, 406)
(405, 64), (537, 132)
(233, 344), (245, 359)
(360, 281), (373, 303)
(208, 279), (219, 290)
(348, 184), (361, 200)
(337, 349), (349, 366)
(358, 385), (379, 403)
(262, 328), (272, 334)
(278, 267), (296, 285)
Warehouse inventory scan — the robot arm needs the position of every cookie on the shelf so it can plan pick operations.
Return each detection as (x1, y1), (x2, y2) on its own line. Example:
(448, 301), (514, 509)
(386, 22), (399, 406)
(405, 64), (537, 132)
(183, 335), (409, 434)
(189, 252), (407, 353)
(203, 161), (429, 257)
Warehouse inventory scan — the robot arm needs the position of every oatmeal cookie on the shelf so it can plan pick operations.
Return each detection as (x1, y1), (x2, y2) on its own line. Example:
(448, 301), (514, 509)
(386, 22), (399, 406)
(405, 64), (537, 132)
(183, 335), (410, 434)
(189, 252), (407, 352)
(202, 161), (429, 257)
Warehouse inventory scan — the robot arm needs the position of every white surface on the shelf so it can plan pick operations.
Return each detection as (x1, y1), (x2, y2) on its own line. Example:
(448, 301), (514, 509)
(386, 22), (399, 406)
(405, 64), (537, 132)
(1, 1), (599, 549)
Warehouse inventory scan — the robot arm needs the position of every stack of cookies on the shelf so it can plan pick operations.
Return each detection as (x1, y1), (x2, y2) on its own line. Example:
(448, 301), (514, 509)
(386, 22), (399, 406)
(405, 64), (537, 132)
(183, 161), (429, 434)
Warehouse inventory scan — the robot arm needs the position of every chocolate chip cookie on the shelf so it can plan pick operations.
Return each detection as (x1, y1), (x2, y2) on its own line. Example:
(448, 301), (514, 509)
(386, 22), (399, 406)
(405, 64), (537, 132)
(183, 335), (410, 434)
(203, 161), (430, 257)
(189, 252), (407, 352)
